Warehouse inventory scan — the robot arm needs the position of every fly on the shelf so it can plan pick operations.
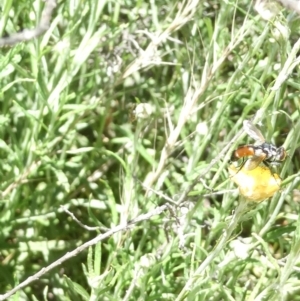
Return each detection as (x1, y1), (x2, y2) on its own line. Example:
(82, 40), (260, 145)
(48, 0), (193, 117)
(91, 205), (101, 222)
(231, 120), (286, 170)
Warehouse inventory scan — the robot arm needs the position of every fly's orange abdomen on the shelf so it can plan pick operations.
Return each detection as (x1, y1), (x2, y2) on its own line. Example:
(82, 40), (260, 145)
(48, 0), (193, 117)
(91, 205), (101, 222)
(231, 145), (255, 161)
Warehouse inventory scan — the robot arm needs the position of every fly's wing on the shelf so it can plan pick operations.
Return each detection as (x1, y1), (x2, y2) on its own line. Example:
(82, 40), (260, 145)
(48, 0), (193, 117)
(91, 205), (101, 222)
(243, 147), (267, 170)
(244, 156), (264, 170)
(243, 120), (265, 144)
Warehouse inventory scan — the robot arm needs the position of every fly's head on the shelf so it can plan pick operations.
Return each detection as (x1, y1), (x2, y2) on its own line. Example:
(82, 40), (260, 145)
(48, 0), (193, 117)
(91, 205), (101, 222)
(275, 146), (286, 162)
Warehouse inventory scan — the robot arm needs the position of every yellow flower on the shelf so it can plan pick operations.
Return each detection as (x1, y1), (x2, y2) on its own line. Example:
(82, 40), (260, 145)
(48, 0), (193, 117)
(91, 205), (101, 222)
(228, 164), (282, 202)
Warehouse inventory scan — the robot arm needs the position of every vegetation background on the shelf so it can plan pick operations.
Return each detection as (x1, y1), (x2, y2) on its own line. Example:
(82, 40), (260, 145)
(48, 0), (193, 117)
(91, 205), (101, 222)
(0, 0), (300, 300)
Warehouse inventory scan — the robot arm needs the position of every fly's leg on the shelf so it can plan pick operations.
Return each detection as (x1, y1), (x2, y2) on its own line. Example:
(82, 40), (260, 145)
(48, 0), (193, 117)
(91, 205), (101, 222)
(262, 161), (282, 188)
(229, 158), (247, 177)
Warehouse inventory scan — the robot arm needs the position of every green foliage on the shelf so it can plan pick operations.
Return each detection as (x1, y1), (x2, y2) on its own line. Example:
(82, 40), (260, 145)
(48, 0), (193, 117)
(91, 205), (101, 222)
(0, 0), (300, 300)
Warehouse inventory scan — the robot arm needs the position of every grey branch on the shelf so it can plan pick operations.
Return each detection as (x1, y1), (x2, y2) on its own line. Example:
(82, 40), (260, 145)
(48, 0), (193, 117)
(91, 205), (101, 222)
(0, 204), (169, 300)
(0, 0), (57, 47)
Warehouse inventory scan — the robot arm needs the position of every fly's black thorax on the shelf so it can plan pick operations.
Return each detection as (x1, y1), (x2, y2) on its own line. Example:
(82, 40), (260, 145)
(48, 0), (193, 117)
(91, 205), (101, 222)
(257, 143), (285, 163)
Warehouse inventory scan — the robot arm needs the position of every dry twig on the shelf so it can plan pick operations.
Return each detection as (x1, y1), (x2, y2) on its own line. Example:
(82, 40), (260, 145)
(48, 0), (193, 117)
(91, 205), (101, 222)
(0, 204), (168, 300)
(0, 0), (57, 47)
(276, 0), (300, 14)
